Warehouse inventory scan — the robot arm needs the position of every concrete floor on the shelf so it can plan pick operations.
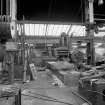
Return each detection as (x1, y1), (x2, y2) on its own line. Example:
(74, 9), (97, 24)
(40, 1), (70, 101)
(21, 71), (87, 105)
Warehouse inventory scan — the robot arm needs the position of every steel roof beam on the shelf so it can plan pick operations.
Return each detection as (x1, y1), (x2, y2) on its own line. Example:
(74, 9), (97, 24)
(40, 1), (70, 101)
(16, 20), (84, 25)
(17, 36), (105, 43)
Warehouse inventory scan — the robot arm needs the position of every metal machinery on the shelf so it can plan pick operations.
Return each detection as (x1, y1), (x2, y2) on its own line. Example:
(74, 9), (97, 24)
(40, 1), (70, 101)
(78, 1), (105, 105)
(79, 76), (105, 105)
(55, 32), (70, 59)
(0, 0), (21, 105)
(0, 0), (17, 82)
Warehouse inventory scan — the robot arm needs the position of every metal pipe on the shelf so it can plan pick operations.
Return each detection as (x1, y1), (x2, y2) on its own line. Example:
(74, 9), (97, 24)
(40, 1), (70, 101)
(71, 91), (92, 105)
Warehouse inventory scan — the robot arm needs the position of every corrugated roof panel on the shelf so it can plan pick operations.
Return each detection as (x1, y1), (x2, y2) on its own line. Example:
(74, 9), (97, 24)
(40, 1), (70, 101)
(82, 26), (86, 36)
(43, 24), (47, 36)
(51, 24), (59, 36)
(77, 26), (84, 36)
(68, 25), (78, 35)
(61, 25), (69, 34)
(65, 25), (71, 34)
(69, 25), (86, 36)
(29, 24), (34, 35)
(47, 24), (54, 36)
(34, 24), (40, 35)
(38, 24), (45, 35)
(25, 24), (30, 35)
(46, 24), (71, 36)
(53, 25), (60, 36)
(24, 24), (87, 36)
(74, 26), (81, 36)
(56, 25), (64, 35)
(67, 25), (72, 35)
(20, 23), (105, 37)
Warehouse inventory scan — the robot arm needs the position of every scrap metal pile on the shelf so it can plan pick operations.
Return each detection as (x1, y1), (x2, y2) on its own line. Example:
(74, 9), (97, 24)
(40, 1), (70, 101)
(71, 49), (86, 64)
(46, 46), (105, 89)
(0, 84), (19, 97)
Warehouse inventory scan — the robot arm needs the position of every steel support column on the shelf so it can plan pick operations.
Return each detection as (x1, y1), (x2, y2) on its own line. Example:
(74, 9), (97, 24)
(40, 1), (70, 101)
(85, 0), (95, 65)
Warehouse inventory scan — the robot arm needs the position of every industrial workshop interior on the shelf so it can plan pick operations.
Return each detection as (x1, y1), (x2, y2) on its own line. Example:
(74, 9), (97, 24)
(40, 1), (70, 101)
(0, 0), (105, 105)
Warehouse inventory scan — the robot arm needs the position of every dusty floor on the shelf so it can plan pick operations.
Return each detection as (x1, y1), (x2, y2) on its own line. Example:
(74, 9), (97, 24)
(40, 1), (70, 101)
(21, 71), (87, 105)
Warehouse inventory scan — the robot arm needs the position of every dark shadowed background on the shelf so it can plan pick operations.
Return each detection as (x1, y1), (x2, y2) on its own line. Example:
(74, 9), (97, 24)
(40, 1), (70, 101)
(17, 0), (105, 22)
